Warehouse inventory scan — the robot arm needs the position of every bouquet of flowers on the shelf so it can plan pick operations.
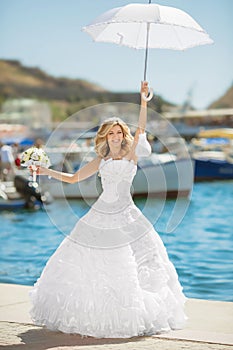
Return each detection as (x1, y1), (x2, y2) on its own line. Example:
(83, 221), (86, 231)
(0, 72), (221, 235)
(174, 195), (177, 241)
(20, 147), (51, 183)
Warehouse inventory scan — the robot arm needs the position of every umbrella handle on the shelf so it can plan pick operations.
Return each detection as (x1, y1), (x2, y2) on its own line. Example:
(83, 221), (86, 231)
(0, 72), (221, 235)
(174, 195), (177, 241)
(142, 88), (153, 102)
(31, 165), (37, 183)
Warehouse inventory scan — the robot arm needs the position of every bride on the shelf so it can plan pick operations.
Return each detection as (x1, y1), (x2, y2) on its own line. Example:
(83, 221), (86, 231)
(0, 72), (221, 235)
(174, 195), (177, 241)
(29, 81), (187, 338)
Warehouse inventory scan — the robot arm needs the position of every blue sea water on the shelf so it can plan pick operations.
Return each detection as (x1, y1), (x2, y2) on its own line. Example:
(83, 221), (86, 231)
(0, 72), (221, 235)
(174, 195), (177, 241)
(0, 181), (232, 302)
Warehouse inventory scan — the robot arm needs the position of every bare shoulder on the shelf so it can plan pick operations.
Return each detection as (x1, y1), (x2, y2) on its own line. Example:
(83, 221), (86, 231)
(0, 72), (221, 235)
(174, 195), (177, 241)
(73, 156), (102, 182)
(127, 129), (142, 157)
(130, 154), (138, 164)
(77, 156), (102, 172)
(88, 156), (102, 167)
(92, 156), (102, 163)
(124, 150), (138, 164)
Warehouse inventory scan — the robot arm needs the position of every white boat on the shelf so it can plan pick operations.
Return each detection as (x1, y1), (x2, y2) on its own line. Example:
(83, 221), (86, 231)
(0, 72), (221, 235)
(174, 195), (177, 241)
(0, 181), (26, 210)
(134, 154), (193, 198)
(0, 176), (52, 210)
(40, 148), (194, 199)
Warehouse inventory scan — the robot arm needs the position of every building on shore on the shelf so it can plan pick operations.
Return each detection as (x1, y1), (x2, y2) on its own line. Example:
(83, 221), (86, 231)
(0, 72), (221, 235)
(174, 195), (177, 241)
(162, 108), (233, 139)
(0, 98), (52, 138)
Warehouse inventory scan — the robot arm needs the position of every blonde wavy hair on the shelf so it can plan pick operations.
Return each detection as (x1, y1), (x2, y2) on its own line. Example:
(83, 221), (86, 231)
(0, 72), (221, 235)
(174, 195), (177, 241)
(94, 117), (134, 158)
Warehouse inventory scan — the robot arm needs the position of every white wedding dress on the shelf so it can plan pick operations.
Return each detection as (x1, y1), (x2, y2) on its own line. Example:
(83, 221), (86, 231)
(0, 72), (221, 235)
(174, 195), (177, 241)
(30, 135), (187, 338)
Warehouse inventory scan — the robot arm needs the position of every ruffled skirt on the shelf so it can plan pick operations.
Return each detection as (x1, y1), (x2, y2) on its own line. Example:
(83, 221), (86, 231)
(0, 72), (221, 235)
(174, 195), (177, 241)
(29, 208), (187, 338)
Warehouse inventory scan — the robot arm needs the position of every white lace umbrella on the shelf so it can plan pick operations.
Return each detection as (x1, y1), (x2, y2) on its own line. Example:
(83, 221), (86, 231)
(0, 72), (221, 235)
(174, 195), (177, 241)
(83, 1), (213, 101)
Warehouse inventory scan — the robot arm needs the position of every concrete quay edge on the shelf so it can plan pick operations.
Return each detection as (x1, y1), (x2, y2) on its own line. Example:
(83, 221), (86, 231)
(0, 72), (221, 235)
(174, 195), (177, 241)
(0, 283), (232, 349)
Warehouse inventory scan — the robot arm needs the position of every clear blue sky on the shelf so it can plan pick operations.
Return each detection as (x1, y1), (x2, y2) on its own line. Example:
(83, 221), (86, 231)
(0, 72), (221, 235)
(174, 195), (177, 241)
(0, 0), (232, 109)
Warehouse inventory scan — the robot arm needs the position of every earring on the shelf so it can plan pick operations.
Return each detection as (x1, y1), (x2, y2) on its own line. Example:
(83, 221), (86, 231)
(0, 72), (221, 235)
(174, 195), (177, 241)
(122, 139), (126, 146)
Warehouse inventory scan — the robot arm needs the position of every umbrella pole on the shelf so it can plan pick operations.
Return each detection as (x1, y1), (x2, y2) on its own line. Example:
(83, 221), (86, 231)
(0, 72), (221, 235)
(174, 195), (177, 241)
(142, 21), (153, 101)
(144, 0), (152, 81)
(143, 23), (150, 81)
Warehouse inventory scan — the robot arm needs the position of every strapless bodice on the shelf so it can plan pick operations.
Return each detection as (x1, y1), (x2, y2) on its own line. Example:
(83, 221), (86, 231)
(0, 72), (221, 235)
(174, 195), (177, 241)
(98, 158), (137, 204)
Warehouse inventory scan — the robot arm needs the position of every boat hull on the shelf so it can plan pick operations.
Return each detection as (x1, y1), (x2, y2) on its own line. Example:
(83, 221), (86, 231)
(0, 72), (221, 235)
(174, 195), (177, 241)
(43, 158), (193, 199)
(194, 159), (233, 181)
(0, 198), (26, 210)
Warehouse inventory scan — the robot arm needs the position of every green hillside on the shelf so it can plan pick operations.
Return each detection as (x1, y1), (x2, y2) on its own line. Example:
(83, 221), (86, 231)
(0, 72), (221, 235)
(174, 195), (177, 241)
(0, 59), (172, 120)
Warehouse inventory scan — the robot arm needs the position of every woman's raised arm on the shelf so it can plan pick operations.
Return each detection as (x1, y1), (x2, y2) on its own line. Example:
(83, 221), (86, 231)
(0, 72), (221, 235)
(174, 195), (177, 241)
(35, 157), (101, 184)
(137, 81), (149, 134)
(131, 81), (152, 158)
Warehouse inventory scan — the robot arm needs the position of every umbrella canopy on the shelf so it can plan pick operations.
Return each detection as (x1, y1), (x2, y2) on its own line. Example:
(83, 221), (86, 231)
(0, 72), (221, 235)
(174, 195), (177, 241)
(83, 2), (213, 100)
(83, 3), (213, 50)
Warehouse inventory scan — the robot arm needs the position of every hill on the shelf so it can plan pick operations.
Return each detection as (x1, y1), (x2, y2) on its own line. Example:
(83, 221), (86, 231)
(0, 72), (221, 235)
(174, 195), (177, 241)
(0, 59), (172, 120)
(0, 59), (106, 101)
(208, 83), (233, 109)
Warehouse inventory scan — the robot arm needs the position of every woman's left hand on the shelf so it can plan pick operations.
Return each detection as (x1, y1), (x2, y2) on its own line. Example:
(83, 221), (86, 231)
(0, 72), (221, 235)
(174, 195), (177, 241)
(28, 165), (48, 176)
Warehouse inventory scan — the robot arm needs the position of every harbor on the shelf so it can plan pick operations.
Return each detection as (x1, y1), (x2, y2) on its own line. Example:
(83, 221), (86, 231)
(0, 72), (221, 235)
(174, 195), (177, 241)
(1, 0), (233, 345)
(1, 99), (233, 297)
(1, 102), (233, 206)
(1, 100), (233, 301)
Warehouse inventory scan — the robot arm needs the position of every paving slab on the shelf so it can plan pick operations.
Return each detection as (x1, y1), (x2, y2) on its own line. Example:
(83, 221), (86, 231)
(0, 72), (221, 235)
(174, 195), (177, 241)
(0, 322), (232, 350)
(0, 283), (232, 350)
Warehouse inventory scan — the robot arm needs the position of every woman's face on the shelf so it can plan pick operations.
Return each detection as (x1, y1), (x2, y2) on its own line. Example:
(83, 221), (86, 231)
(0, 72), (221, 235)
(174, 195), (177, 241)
(107, 125), (124, 147)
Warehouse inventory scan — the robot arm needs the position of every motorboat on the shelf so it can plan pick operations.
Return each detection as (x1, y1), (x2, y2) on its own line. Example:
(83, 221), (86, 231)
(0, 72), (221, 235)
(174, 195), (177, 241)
(41, 142), (194, 199)
(0, 175), (52, 210)
(190, 128), (233, 181)
(193, 151), (233, 181)
(0, 181), (26, 210)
